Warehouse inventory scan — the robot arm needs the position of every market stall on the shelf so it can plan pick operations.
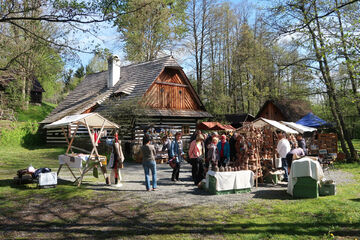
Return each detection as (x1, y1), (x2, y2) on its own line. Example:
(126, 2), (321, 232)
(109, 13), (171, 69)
(281, 121), (317, 134)
(44, 113), (119, 186)
(234, 118), (299, 187)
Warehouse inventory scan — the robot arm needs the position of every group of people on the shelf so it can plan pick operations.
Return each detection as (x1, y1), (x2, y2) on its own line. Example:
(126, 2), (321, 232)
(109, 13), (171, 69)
(137, 130), (233, 191)
(112, 129), (308, 191)
(276, 132), (307, 182)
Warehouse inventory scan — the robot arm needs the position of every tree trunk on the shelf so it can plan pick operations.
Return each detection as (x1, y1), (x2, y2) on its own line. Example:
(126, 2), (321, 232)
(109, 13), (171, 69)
(305, 2), (357, 161)
(335, 0), (360, 116)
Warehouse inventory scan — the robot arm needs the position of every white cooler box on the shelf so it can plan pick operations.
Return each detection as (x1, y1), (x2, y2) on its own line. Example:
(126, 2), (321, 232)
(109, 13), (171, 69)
(38, 172), (57, 188)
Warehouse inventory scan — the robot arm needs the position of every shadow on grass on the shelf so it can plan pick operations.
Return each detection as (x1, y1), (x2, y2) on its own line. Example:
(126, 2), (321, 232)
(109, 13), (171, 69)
(349, 198), (360, 202)
(0, 195), (359, 239)
(251, 189), (293, 200)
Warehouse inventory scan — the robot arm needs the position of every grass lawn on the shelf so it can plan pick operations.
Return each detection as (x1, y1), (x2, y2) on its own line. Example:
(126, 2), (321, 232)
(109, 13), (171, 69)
(16, 102), (56, 122)
(0, 145), (359, 239)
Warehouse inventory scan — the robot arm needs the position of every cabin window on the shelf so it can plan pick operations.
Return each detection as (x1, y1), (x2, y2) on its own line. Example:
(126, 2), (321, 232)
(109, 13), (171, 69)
(179, 90), (182, 94)
(160, 88), (164, 93)
(182, 125), (190, 135)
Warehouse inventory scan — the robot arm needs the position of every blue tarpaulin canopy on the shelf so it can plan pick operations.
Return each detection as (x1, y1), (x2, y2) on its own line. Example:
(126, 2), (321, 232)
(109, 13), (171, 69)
(296, 112), (331, 128)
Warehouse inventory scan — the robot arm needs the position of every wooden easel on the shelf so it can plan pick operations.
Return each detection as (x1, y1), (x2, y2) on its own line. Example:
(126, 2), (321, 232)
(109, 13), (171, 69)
(56, 119), (108, 187)
(77, 119), (107, 187)
(57, 123), (81, 181)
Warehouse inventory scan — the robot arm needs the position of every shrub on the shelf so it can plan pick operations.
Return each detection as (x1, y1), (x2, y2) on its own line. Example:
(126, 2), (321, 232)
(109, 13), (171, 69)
(0, 121), (43, 147)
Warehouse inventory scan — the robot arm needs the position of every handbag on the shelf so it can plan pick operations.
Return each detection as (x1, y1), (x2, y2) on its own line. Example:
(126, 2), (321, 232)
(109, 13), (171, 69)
(168, 158), (177, 169)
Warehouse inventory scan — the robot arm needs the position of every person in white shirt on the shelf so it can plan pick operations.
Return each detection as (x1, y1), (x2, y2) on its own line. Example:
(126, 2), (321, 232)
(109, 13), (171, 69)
(276, 132), (291, 182)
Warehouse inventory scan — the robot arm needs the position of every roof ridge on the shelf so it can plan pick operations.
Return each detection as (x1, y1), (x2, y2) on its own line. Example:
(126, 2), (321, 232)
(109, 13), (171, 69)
(122, 55), (176, 68)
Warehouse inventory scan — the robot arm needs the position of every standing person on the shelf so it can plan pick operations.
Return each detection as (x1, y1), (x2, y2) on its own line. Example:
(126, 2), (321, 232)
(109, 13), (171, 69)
(188, 134), (205, 185)
(217, 135), (230, 167)
(169, 132), (184, 182)
(205, 132), (218, 159)
(111, 132), (125, 186)
(296, 134), (307, 155)
(206, 136), (220, 170)
(229, 132), (238, 162)
(190, 130), (202, 142)
(140, 136), (157, 191)
(286, 144), (305, 169)
(161, 135), (171, 155)
(276, 132), (291, 182)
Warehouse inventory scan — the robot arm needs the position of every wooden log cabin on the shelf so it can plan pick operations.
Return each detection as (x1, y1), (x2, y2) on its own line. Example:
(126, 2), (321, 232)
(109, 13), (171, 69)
(41, 55), (212, 151)
(255, 99), (311, 122)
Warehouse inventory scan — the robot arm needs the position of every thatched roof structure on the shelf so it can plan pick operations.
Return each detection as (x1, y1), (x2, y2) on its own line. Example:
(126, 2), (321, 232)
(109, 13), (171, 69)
(256, 99), (311, 122)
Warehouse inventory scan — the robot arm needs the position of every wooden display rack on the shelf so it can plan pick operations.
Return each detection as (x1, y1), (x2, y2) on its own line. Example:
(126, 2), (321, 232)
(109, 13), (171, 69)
(44, 113), (119, 186)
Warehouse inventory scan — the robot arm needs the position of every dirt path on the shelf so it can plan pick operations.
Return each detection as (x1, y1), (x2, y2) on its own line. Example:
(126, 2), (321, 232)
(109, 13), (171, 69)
(59, 161), (355, 206)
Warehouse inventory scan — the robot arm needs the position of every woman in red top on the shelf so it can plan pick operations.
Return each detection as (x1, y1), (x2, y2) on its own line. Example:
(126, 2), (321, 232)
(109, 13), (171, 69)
(188, 134), (205, 185)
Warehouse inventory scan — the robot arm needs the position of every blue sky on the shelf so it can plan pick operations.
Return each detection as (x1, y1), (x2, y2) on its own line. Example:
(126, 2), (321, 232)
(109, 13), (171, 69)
(72, 0), (262, 72)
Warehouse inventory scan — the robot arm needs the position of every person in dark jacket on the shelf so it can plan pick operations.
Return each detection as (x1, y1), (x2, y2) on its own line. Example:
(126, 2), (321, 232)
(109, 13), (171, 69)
(229, 132), (238, 162)
(140, 136), (157, 191)
(296, 134), (307, 155)
(169, 132), (184, 182)
(190, 130), (202, 143)
(217, 135), (230, 167)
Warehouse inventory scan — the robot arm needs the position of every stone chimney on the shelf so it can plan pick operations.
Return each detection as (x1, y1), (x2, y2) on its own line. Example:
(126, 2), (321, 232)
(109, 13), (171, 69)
(107, 55), (121, 88)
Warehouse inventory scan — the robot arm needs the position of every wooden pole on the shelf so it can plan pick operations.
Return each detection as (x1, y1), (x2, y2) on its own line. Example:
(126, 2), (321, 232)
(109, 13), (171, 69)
(78, 119), (94, 187)
(66, 124), (79, 154)
(61, 127), (70, 145)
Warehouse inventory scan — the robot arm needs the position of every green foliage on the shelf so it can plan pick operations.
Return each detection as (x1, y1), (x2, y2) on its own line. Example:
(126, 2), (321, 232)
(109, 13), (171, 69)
(74, 65), (85, 78)
(17, 102), (56, 122)
(112, 0), (188, 62)
(85, 49), (111, 74)
(4, 79), (25, 110)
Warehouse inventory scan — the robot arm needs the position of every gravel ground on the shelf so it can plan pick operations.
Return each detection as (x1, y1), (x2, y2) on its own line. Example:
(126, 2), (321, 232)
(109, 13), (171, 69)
(59, 161), (355, 207)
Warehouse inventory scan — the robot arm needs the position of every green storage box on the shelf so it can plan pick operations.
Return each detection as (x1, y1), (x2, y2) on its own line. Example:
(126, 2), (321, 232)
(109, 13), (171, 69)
(319, 183), (336, 196)
(293, 177), (319, 199)
(207, 175), (251, 195)
(264, 173), (278, 184)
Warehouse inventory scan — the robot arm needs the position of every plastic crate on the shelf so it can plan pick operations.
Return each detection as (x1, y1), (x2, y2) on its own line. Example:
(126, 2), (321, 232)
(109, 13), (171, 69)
(319, 183), (336, 196)
(38, 172), (57, 188)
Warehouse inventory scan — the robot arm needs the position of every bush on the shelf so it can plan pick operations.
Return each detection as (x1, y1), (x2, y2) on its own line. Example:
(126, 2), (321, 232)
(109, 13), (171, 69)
(0, 121), (43, 147)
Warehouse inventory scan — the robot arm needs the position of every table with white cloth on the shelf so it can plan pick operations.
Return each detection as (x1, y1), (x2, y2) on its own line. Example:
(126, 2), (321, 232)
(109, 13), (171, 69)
(206, 170), (254, 195)
(58, 154), (89, 169)
(287, 157), (324, 196)
(57, 154), (106, 181)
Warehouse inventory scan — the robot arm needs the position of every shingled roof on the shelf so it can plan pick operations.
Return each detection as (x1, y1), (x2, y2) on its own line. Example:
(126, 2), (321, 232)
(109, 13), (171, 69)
(42, 56), (210, 124)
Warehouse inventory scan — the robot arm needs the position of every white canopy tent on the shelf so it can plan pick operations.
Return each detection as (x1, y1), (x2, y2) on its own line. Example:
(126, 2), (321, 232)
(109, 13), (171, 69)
(251, 118), (299, 134)
(44, 113), (119, 186)
(281, 121), (317, 134)
(44, 113), (119, 129)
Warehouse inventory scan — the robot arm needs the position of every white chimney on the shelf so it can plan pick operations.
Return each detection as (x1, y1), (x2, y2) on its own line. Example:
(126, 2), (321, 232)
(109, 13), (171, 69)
(107, 55), (121, 88)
